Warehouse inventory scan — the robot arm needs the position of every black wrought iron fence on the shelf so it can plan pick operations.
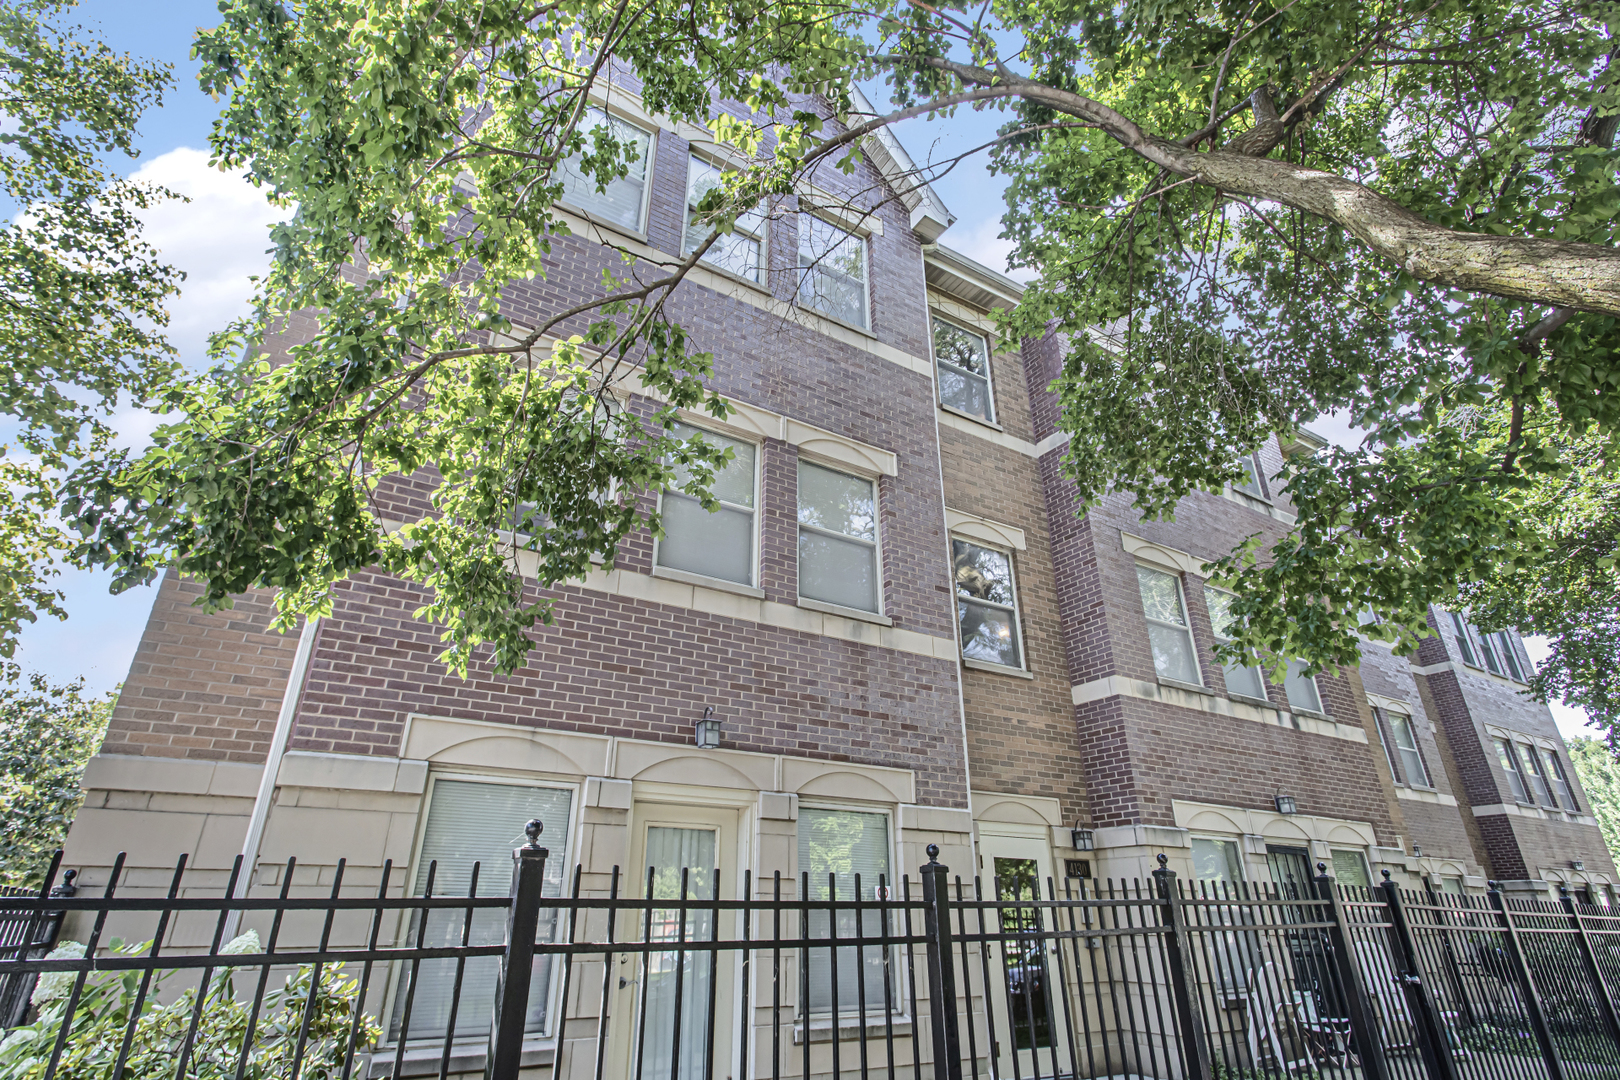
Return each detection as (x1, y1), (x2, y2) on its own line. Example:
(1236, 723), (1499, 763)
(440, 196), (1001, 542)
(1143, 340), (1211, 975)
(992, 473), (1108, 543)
(3, 829), (1619, 1080)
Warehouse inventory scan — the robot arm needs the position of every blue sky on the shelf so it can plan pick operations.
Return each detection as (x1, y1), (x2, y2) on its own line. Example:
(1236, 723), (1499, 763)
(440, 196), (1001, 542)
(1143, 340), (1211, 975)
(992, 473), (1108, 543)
(17, 1), (1595, 739)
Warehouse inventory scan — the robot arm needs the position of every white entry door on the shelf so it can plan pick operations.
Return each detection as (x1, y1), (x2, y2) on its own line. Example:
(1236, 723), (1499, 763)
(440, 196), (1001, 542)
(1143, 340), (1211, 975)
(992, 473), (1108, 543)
(976, 831), (1070, 1080)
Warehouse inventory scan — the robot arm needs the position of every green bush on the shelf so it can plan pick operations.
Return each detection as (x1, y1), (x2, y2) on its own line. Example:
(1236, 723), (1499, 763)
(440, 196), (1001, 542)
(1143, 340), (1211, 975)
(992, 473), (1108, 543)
(0, 935), (380, 1080)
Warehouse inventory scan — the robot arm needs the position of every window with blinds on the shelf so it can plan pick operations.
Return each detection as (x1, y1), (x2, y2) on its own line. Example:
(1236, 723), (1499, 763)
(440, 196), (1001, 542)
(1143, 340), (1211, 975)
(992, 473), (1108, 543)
(389, 779), (573, 1044)
(798, 808), (893, 1014)
(559, 110), (653, 231)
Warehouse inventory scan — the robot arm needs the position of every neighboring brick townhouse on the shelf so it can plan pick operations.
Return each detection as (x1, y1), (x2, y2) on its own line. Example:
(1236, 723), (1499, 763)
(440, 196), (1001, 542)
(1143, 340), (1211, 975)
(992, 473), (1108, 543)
(61, 81), (1614, 1064)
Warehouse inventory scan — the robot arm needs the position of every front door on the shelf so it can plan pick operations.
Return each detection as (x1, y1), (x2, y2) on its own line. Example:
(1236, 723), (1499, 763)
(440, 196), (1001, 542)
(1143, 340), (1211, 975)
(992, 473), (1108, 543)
(607, 804), (740, 1080)
(977, 831), (1069, 1080)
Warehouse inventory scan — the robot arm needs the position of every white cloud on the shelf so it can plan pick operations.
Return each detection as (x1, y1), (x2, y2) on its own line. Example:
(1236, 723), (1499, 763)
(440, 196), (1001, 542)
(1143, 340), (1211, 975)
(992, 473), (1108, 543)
(130, 147), (288, 368)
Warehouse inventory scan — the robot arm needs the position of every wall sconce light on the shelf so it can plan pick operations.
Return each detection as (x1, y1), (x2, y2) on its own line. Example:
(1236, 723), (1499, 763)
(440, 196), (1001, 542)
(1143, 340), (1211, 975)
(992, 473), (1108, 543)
(693, 706), (722, 750)
(1573, 859), (1586, 872)
(1071, 826), (1095, 851)
(1412, 845), (1422, 857)
(1274, 795), (1298, 815)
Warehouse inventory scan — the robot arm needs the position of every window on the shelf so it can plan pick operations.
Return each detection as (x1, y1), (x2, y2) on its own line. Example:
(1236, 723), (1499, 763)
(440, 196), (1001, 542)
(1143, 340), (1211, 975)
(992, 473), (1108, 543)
(932, 317), (994, 422)
(953, 538), (1022, 668)
(558, 109), (653, 231)
(797, 214), (868, 328)
(798, 808), (892, 1014)
(1450, 611), (1479, 667)
(1191, 838), (1245, 884)
(1373, 709), (1402, 783)
(391, 779), (573, 1042)
(1544, 750), (1577, 810)
(1233, 455), (1267, 500)
(657, 422), (757, 586)
(1522, 743), (1556, 807)
(1385, 710), (1430, 788)
(1284, 659), (1324, 714)
(1497, 633), (1526, 682)
(1331, 850), (1371, 889)
(1203, 587), (1266, 700)
(798, 461), (879, 612)
(1136, 565), (1199, 685)
(1473, 624), (1504, 676)
(1495, 738), (1532, 803)
(684, 155), (765, 283)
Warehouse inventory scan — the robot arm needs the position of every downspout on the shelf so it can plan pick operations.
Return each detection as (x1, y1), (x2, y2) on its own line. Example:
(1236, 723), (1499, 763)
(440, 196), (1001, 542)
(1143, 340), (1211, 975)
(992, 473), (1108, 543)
(225, 615), (320, 938)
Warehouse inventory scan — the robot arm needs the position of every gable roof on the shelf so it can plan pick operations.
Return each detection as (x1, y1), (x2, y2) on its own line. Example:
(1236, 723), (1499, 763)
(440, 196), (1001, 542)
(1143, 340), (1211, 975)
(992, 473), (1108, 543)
(845, 85), (956, 242)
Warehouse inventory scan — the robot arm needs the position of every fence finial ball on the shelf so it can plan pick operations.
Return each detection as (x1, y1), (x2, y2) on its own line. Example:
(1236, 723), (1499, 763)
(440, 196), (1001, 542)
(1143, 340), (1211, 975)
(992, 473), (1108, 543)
(925, 844), (940, 863)
(1156, 853), (1168, 868)
(1381, 868), (1393, 880)
(1317, 862), (1327, 874)
(524, 819), (544, 847)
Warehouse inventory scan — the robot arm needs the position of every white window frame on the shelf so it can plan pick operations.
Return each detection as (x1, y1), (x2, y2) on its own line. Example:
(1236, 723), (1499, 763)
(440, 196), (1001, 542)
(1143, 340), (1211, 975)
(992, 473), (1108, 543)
(1519, 741), (1557, 807)
(1232, 453), (1270, 502)
(794, 802), (904, 1020)
(1450, 611), (1480, 667)
(1189, 835), (1248, 885)
(557, 107), (656, 235)
(1543, 748), (1577, 810)
(1373, 708), (1402, 783)
(1496, 632), (1527, 682)
(796, 212), (870, 330)
(683, 152), (767, 284)
(1283, 658), (1325, 715)
(930, 314), (997, 424)
(1136, 563), (1203, 686)
(951, 534), (1025, 671)
(1329, 848), (1373, 889)
(653, 421), (762, 590)
(387, 771), (581, 1048)
(1202, 585), (1267, 702)
(1495, 738), (1532, 803)
(796, 458), (883, 616)
(1473, 623), (1505, 677)
(1384, 709), (1431, 789)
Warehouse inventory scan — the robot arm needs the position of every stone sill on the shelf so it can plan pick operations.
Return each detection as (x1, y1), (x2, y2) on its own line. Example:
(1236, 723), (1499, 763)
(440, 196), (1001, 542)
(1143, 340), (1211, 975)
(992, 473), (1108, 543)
(652, 564), (766, 599)
(795, 1016), (914, 1044)
(797, 596), (892, 626)
(938, 402), (1003, 432)
(1157, 677), (1215, 697)
(963, 657), (1034, 679)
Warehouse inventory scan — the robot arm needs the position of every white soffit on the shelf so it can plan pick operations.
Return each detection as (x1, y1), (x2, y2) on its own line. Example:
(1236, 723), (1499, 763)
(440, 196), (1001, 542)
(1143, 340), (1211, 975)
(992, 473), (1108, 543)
(844, 84), (956, 243)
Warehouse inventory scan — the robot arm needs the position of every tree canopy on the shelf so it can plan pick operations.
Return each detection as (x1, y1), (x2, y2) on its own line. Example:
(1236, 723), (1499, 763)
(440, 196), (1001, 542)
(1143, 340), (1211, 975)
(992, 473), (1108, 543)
(57, 0), (1620, 730)
(0, 0), (180, 651)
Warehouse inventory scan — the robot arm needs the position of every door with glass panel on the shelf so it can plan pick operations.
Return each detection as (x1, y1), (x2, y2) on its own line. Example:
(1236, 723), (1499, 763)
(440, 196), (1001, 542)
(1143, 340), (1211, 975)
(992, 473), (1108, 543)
(610, 806), (738, 1080)
(390, 778), (573, 1048)
(976, 832), (1069, 1080)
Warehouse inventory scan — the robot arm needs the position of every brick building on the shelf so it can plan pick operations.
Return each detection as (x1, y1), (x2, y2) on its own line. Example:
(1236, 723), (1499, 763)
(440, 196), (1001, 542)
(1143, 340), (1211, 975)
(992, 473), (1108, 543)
(61, 83), (1614, 1068)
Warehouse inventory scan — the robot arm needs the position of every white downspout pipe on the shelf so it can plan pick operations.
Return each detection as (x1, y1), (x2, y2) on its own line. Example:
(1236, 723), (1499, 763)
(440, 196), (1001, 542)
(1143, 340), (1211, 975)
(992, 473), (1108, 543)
(225, 615), (320, 938)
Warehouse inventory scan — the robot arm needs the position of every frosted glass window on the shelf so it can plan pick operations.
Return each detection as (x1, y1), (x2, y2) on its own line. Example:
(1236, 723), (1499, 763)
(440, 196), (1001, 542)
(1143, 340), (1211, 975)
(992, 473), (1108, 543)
(1284, 659), (1323, 714)
(1203, 587), (1265, 699)
(954, 539), (1022, 668)
(1386, 711), (1429, 787)
(797, 215), (867, 328)
(640, 827), (717, 1080)
(1450, 611), (1479, 667)
(798, 461), (878, 612)
(658, 422), (756, 586)
(684, 155), (765, 282)
(1496, 738), (1531, 803)
(391, 780), (573, 1043)
(799, 808), (892, 1014)
(933, 317), (994, 421)
(559, 110), (652, 231)
(1137, 566), (1199, 684)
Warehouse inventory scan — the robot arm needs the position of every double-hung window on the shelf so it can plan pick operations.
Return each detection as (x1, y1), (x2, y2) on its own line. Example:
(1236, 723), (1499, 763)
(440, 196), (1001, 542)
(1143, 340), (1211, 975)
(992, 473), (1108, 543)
(797, 214), (868, 329)
(798, 461), (879, 613)
(1497, 633), (1526, 682)
(798, 808), (893, 1015)
(1473, 624), (1505, 676)
(1191, 838), (1244, 884)
(1234, 455), (1268, 500)
(1385, 710), (1430, 787)
(1545, 750), (1577, 810)
(657, 422), (757, 587)
(391, 778), (573, 1043)
(558, 109), (653, 232)
(684, 155), (766, 283)
(1450, 612), (1480, 667)
(954, 538), (1022, 668)
(1374, 709), (1402, 782)
(1284, 659), (1324, 714)
(1331, 850), (1372, 888)
(932, 317), (994, 421)
(1136, 565), (1199, 685)
(1203, 587), (1265, 700)
(1522, 744), (1556, 806)
(1495, 738), (1532, 803)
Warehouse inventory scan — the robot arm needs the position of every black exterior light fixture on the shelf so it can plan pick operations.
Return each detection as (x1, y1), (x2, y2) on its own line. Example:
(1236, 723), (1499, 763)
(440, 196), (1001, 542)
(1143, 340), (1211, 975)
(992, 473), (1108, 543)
(1071, 825), (1095, 851)
(1274, 794), (1298, 815)
(694, 706), (722, 749)
(1573, 859), (1587, 872)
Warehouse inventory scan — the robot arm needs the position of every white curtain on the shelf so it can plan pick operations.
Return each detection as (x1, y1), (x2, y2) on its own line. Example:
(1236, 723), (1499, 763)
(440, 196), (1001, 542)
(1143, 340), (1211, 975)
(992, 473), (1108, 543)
(640, 827), (717, 1080)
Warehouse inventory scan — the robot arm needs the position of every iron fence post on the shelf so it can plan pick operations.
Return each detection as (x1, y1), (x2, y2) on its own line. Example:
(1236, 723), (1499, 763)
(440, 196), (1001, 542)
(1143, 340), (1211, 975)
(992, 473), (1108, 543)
(487, 820), (549, 1080)
(1489, 883), (1566, 1080)
(1378, 871), (1459, 1080)
(1559, 887), (1620, 1045)
(920, 844), (963, 1080)
(1313, 865), (1391, 1080)
(1151, 855), (1212, 1080)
